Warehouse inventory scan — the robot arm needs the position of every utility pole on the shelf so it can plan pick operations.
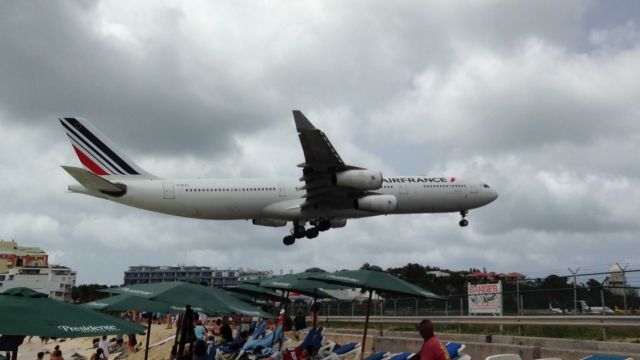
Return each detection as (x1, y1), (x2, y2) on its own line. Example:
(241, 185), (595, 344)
(568, 267), (580, 315)
(616, 263), (628, 315)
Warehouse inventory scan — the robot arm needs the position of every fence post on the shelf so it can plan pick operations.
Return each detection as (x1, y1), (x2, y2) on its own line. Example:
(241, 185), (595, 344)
(617, 263), (628, 315)
(516, 276), (520, 315)
(569, 267), (580, 315)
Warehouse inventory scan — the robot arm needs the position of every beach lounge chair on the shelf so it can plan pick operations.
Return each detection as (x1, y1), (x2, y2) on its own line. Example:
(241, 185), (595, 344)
(445, 342), (470, 360)
(484, 355), (522, 360)
(384, 352), (415, 360)
(244, 325), (284, 352)
(580, 356), (633, 360)
(217, 325), (279, 360)
(250, 322), (268, 340)
(363, 352), (389, 360)
(317, 342), (361, 360)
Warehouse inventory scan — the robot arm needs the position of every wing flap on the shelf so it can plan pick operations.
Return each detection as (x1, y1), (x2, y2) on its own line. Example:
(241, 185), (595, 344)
(62, 166), (125, 193)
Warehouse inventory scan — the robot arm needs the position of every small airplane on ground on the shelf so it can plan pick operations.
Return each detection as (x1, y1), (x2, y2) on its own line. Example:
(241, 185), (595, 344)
(548, 303), (565, 314)
(59, 111), (498, 245)
(577, 300), (614, 315)
(614, 306), (640, 315)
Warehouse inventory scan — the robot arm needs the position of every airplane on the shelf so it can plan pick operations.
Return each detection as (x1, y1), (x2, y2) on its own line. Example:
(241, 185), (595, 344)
(548, 303), (565, 314)
(577, 300), (614, 315)
(59, 111), (498, 245)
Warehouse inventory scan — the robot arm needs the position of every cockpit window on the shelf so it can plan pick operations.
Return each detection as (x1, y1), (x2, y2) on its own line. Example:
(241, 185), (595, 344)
(483, 184), (490, 188)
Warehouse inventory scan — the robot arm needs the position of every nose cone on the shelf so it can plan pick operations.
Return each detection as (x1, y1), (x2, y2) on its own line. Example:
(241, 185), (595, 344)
(488, 189), (498, 203)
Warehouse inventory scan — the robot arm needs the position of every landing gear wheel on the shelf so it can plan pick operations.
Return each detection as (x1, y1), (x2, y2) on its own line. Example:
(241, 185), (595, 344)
(305, 228), (319, 239)
(459, 210), (469, 227)
(293, 225), (306, 239)
(283, 235), (295, 246)
(317, 220), (331, 232)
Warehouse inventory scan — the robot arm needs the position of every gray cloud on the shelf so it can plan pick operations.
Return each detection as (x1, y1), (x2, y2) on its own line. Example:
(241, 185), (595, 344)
(0, 1), (639, 285)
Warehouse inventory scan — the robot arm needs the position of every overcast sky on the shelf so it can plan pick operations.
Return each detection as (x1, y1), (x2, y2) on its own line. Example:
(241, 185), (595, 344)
(1, 1), (639, 286)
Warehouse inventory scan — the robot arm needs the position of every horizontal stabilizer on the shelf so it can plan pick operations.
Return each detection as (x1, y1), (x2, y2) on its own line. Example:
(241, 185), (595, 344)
(62, 166), (125, 194)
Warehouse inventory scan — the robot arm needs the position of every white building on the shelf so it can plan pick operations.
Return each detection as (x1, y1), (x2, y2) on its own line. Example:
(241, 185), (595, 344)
(606, 264), (637, 297)
(0, 265), (76, 302)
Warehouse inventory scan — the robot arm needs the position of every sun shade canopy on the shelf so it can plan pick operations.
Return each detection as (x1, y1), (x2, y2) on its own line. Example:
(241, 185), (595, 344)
(0, 287), (145, 337)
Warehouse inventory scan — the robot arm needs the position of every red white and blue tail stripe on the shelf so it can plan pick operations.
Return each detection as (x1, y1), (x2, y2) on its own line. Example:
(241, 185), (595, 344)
(59, 117), (157, 179)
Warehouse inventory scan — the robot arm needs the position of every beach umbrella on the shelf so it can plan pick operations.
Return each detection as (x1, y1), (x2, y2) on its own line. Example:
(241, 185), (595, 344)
(82, 293), (211, 360)
(309, 265), (443, 360)
(224, 284), (288, 302)
(260, 268), (352, 350)
(0, 287), (145, 337)
(103, 281), (272, 318)
(259, 268), (347, 299)
(103, 282), (273, 359)
(0, 288), (145, 360)
(82, 293), (209, 313)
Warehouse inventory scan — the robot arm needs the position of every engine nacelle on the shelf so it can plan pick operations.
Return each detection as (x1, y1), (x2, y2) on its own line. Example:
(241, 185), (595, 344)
(329, 218), (347, 228)
(252, 218), (287, 227)
(333, 170), (383, 190)
(354, 195), (397, 213)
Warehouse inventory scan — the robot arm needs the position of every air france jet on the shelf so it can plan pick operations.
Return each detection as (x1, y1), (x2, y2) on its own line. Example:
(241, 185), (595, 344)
(59, 111), (498, 245)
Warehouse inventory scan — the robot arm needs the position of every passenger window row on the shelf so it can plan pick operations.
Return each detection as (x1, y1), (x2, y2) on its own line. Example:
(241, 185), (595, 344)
(186, 187), (276, 192)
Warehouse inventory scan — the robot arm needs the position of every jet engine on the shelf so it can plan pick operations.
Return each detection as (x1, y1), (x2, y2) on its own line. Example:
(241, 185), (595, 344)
(354, 195), (397, 213)
(252, 218), (287, 227)
(329, 218), (347, 228)
(333, 170), (383, 190)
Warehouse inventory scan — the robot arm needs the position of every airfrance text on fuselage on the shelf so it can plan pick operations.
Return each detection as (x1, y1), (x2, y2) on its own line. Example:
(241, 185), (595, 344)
(383, 177), (452, 183)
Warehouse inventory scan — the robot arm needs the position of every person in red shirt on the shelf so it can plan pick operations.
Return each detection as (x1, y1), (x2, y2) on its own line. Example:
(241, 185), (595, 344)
(418, 320), (450, 360)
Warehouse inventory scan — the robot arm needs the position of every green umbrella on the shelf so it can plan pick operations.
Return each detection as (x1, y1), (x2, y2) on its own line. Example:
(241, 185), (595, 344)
(259, 268), (347, 299)
(103, 281), (272, 318)
(103, 282), (273, 360)
(0, 287), (145, 337)
(260, 268), (352, 350)
(309, 265), (443, 360)
(224, 284), (288, 302)
(82, 293), (208, 313)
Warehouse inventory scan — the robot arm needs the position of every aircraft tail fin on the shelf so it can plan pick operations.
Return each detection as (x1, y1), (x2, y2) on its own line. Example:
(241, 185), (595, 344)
(59, 117), (158, 179)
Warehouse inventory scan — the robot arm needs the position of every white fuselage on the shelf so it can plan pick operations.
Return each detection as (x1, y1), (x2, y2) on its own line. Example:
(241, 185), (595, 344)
(70, 176), (498, 221)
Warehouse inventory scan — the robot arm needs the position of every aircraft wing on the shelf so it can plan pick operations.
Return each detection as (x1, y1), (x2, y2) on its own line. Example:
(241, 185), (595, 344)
(293, 111), (368, 210)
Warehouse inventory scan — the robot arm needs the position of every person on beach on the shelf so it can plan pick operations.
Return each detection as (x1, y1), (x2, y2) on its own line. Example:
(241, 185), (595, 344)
(127, 334), (137, 353)
(211, 319), (222, 336)
(219, 318), (233, 344)
(417, 319), (449, 360)
(37, 352), (45, 360)
(294, 310), (306, 331)
(50, 346), (64, 360)
(195, 320), (207, 341)
(90, 348), (106, 360)
(98, 335), (110, 359)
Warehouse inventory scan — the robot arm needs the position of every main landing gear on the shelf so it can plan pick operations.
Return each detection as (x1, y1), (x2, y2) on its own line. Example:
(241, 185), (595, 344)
(282, 219), (330, 246)
(459, 210), (469, 227)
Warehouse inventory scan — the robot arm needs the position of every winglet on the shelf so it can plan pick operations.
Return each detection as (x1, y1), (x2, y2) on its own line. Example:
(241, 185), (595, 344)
(293, 110), (316, 131)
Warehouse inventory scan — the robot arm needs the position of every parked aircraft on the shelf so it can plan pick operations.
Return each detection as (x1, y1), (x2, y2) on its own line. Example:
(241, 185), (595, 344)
(548, 303), (565, 314)
(578, 300), (614, 315)
(59, 111), (498, 245)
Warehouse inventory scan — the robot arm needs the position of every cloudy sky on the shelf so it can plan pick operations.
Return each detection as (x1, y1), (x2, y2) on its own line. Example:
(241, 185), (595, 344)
(1, 1), (639, 286)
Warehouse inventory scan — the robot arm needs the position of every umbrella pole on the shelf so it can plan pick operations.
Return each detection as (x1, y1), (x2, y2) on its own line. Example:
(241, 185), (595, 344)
(360, 290), (373, 360)
(144, 315), (152, 360)
(273, 290), (288, 350)
(311, 296), (317, 329)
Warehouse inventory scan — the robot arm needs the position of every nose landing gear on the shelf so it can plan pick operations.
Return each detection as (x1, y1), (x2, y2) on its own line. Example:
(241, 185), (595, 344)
(459, 210), (469, 227)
